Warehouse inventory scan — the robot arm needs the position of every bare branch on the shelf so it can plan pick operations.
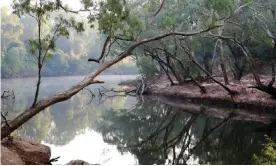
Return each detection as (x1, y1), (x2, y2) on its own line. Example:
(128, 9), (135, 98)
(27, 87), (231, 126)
(81, 88), (96, 109)
(153, 0), (166, 17)
(88, 35), (111, 63)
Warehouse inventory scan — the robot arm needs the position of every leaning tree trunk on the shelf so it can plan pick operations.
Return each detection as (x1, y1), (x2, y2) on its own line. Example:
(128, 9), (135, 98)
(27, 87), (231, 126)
(174, 57), (207, 93)
(181, 46), (237, 95)
(167, 57), (184, 84)
(226, 42), (246, 81)
(218, 40), (229, 85)
(158, 61), (176, 86)
(236, 41), (276, 97)
(1, 25), (222, 139)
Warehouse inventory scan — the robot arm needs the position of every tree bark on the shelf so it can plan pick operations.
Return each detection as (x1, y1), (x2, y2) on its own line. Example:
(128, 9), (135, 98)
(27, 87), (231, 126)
(167, 57), (184, 84)
(158, 61), (176, 86)
(218, 40), (229, 85)
(32, 16), (42, 106)
(226, 42), (246, 81)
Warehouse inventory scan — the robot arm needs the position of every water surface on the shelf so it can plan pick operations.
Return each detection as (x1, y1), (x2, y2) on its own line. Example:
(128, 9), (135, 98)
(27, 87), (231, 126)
(1, 75), (274, 164)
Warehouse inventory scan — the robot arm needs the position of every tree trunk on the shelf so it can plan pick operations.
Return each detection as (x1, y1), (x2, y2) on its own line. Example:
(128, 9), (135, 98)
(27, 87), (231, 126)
(1, 26), (221, 139)
(236, 41), (276, 97)
(182, 48), (236, 95)
(268, 41), (276, 87)
(168, 58), (184, 84)
(174, 57), (207, 93)
(1, 50), (131, 139)
(32, 17), (43, 106)
(158, 61), (176, 86)
(226, 42), (246, 81)
(203, 52), (212, 75)
(32, 66), (42, 106)
(218, 40), (229, 85)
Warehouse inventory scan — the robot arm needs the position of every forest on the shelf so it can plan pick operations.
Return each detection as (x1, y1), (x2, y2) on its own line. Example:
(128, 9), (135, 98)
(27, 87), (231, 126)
(1, 7), (138, 78)
(1, 0), (276, 164)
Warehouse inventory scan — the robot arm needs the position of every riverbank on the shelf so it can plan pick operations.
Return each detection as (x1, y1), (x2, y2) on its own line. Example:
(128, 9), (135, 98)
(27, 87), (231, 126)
(146, 95), (276, 124)
(119, 74), (276, 110)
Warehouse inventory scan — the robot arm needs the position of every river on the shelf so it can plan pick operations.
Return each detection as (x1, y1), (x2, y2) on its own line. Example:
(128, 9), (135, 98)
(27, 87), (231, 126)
(1, 75), (275, 164)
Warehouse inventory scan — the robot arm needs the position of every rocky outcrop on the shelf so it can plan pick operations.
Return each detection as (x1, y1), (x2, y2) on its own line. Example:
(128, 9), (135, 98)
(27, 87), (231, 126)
(1, 136), (51, 165)
(66, 160), (91, 165)
(1, 145), (25, 165)
(1, 136), (94, 165)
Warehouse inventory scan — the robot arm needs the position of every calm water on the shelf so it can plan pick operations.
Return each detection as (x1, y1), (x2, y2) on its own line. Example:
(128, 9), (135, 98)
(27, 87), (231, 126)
(1, 75), (275, 165)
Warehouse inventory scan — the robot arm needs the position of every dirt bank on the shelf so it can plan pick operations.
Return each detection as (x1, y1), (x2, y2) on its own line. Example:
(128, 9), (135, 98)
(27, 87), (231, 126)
(119, 74), (276, 110)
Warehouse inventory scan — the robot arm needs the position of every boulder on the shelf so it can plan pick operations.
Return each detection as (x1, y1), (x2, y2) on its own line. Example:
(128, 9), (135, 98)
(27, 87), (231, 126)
(2, 136), (51, 164)
(67, 160), (90, 165)
(1, 145), (25, 165)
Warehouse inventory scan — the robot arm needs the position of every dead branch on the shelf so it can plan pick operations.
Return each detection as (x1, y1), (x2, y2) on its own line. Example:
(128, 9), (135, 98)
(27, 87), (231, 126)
(88, 35), (111, 63)
(81, 88), (96, 109)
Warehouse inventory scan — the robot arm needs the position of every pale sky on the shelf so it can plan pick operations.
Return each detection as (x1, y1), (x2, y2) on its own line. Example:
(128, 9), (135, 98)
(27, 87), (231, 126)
(0, 0), (12, 8)
(0, 0), (82, 11)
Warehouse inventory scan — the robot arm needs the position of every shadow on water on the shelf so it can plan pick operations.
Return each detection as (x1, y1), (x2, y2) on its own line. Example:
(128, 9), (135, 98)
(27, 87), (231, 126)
(95, 96), (276, 165)
(1, 76), (276, 164)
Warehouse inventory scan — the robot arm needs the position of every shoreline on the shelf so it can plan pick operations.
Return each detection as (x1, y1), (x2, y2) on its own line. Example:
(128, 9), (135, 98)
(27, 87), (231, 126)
(119, 75), (276, 111)
(146, 95), (276, 124)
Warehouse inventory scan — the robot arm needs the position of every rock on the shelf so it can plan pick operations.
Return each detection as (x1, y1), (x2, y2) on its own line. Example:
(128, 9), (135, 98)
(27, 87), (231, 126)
(67, 160), (90, 165)
(2, 136), (51, 165)
(1, 145), (25, 165)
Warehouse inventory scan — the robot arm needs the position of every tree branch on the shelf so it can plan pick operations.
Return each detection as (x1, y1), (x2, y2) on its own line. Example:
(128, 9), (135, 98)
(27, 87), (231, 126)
(88, 35), (111, 63)
(1, 25), (221, 139)
(154, 0), (166, 17)
(56, 0), (91, 14)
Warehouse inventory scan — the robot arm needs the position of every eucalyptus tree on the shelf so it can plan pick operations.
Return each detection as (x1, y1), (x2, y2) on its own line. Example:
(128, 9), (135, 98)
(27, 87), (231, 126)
(208, 0), (276, 96)
(1, 0), (220, 139)
(12, 0), (85, 106)
(250, 0), (276, 94)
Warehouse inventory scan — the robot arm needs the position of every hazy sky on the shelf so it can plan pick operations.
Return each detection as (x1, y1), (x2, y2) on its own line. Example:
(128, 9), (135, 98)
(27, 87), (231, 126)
(0, 0), (82, 11)
(0, 0), (12, 8)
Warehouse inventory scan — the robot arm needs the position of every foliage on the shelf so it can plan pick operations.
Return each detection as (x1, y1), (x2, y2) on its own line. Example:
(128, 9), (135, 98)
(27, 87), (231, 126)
(136, 56), (159, 77)
(1, 7), (138, 78)
(253, 137), (276, 165)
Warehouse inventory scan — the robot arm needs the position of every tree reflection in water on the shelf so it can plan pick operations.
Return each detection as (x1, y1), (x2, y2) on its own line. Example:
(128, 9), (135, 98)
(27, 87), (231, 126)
(95, 97), (274, 165)
(5, 84), (275, 164)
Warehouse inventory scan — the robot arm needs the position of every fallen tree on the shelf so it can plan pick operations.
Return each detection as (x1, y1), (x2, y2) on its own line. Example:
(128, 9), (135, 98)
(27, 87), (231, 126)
(1, 24), (221, 139)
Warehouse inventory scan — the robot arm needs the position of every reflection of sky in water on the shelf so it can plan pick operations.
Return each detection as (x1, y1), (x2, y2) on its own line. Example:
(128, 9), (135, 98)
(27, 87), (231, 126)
(1, 75), (270, 165)
(43, 129), (138, 165)
(2, 75), (139, 164)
